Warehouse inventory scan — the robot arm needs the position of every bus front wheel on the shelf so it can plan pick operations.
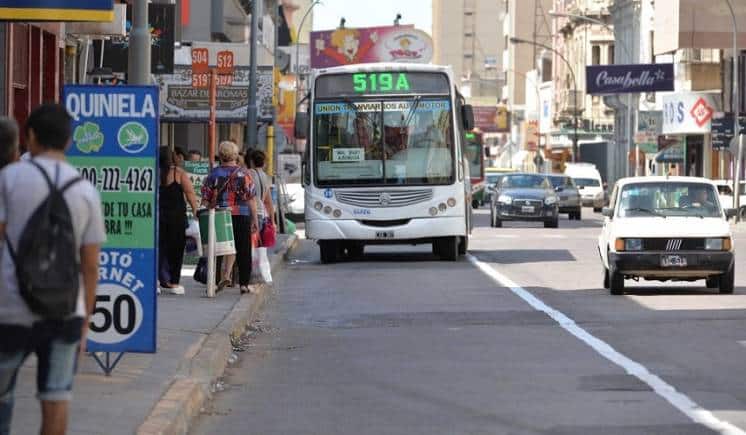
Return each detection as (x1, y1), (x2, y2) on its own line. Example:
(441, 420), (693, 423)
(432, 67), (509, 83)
(319, 241), (339, 264)
(434, 237), (459, 261)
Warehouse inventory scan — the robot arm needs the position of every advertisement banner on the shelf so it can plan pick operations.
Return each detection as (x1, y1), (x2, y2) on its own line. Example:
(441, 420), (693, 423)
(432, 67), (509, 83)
(586, 63), (674, 94)
(539, 83), (553, 134)
(160, 64), (274, 122)
(472, 106), (498, 133)
(711, 113), (746, 150)
(0, 0), (113, 21)
(277, 73), (297, 142)
(311, 25), (432, 68)
(183, 161), (209, 200)
(64, 85), (158, 354)
(662, 92), (720, 135)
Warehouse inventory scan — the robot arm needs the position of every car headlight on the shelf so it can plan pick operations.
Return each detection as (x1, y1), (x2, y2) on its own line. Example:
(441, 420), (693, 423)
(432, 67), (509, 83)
(544, 196), (558, 205)
(706, 237), (732, 251)
(595, 191), (604, 199)
(615, 238), (642, 251)
(498, 194), (512, 204)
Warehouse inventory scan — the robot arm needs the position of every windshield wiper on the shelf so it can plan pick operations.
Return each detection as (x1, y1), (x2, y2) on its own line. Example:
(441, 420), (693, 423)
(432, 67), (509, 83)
(625, 207), (666, 218)
(402, 95), (422, 128)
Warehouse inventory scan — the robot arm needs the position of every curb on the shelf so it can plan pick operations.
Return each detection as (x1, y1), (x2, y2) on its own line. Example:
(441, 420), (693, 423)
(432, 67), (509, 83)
(137, 234), (299, 435)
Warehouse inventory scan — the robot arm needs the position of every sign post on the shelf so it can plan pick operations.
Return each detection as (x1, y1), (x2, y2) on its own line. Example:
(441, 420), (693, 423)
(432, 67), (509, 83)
(64, 85), (159, 374)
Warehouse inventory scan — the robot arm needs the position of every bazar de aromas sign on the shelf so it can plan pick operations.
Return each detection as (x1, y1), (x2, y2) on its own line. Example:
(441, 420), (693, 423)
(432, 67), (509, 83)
(0, 0), (114, 21)
(586, 63), (674, 94)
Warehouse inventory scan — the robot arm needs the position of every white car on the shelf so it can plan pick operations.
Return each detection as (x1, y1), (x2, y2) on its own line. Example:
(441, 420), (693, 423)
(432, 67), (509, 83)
(283, 183), (305, 218)
(598, 177), (736, 295)
(713, 180), (746, 218)
(564, 163), (604, 211)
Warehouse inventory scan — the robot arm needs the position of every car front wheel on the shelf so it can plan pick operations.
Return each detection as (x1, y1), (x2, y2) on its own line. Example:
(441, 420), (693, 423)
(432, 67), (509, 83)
(544, 218), (559, 228)
(719, 267), (735, 294)
(609, 267), (624, 295)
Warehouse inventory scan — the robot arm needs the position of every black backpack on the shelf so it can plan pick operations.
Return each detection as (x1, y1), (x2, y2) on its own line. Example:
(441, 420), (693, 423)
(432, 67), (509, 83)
(7, 160), (83, 319)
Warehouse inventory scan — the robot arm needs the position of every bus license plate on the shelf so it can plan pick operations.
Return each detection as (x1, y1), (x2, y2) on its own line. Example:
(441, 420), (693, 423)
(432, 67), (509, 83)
(375, 230), (394, 239)
(521, 206), (535, 213)
(661, 255), (687, 267)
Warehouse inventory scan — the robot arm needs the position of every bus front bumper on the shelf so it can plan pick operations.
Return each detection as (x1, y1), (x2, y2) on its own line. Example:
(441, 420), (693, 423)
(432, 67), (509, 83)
(306, 217), (466, 242)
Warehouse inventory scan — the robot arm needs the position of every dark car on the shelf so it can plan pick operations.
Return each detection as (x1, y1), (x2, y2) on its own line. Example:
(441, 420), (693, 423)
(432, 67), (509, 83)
(489, 173), (559, 228)
(547, 175), (582, 220)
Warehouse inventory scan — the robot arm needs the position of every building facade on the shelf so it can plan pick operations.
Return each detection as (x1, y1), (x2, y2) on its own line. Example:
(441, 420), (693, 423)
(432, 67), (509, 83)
(432, 0), (504, 104)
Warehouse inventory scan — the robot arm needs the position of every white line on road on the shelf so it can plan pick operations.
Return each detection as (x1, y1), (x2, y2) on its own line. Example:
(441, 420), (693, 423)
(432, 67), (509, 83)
(467, 254), (746, 435)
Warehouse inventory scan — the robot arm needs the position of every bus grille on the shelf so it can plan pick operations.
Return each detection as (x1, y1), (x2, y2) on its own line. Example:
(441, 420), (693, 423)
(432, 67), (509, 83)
(335, 189), (434, 208)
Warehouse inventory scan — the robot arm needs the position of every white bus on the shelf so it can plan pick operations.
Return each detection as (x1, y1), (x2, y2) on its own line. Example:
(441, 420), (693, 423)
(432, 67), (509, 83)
(295, 63), (476, 263)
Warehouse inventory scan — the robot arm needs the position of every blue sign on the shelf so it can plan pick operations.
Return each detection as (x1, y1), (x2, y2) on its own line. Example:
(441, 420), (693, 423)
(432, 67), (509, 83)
(64, 85), (158, 354)
(0, 0), (114, 21)
(586, 63), (674, 95)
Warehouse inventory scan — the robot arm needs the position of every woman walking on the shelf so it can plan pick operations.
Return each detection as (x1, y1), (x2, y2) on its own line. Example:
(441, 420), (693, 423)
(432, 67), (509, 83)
(202, 141), (258, 294)
(246, 149), (276, 240)
(159, 146), (199, 294)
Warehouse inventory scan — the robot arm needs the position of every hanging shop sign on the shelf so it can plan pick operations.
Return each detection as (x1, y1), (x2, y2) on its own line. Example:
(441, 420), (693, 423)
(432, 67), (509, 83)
(64, 85), (159, 354)
(661, 92), (720, 135)
(586, 63), (674, 94)
(635, 111), (663, 153)
(711, 112), (746, 150)
(0, 0), (114, 21)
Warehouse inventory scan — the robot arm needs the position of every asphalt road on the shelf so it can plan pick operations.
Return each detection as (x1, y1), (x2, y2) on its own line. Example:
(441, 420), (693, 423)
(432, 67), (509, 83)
(191, 208), (746, 435)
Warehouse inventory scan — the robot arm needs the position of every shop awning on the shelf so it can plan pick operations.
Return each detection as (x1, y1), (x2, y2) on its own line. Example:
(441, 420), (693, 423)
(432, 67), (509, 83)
(0, 0), (114, 22)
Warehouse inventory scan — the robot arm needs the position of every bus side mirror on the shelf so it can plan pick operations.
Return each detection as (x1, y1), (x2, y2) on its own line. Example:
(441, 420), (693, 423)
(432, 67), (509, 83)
(462, 104), (475, 131)
(725, 208), (737, 219)
(295, 113), (309, 140)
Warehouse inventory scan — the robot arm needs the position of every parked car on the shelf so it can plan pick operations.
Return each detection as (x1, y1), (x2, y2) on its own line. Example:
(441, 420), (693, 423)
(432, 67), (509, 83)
(283, 182), (305, 222)
(547, 175), (582, 220)
(598, 177), (736, 295)
(489, 173), (559, 228)
(565, 163), (604, 212)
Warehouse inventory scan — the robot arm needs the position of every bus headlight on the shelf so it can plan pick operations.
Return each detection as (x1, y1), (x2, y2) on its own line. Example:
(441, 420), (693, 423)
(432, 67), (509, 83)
(332, 209), (342, 218)
(323, 205), (332, 214)
(447, 198), (457, 207)
(438, 203), (448, 212)
(314, 201), (323, 211)
(498, 194), (512, 204)
(429, 207), (439, 216)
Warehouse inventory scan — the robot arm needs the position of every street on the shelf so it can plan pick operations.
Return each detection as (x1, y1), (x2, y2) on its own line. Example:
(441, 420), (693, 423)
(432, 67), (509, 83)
(191, 210), (746, 434)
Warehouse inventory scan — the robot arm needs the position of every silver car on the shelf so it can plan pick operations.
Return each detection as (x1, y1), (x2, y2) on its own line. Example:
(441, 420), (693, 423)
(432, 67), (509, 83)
(547, 175), (582, 220)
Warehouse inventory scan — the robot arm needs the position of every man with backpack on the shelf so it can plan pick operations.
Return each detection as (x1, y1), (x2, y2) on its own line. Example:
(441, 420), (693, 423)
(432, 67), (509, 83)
(0, 104), (106, 435)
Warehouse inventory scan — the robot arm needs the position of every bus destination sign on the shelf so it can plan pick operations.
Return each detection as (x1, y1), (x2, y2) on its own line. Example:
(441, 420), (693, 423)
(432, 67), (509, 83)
(315, 72), (450, 98)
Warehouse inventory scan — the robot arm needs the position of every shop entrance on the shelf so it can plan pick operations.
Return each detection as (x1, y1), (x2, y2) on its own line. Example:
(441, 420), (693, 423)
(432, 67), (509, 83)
(685, 135), (704, 177)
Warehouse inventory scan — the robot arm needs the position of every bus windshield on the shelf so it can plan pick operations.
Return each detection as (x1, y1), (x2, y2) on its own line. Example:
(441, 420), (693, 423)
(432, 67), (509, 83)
(314, 98), (453, 185)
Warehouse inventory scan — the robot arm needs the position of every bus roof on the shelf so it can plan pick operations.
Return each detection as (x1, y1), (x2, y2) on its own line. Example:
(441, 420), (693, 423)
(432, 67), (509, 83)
(312, 63), (454, 82)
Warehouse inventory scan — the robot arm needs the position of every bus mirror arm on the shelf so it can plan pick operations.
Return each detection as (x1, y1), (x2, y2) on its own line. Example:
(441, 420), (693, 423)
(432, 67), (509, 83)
(295, 113), (309, 140)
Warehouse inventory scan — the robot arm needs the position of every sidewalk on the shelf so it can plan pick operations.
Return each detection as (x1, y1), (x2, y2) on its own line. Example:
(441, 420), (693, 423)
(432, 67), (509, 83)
(9, 234), (298, 435)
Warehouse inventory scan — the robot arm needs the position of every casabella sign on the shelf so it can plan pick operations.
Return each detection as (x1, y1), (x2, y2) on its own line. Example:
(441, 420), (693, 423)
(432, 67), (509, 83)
(586, 63), (674, 94)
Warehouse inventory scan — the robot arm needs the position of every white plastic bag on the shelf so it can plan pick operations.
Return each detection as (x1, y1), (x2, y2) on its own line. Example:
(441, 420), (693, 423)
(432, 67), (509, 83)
(185, 219), (203, 257)
(251, 247), (272, 284)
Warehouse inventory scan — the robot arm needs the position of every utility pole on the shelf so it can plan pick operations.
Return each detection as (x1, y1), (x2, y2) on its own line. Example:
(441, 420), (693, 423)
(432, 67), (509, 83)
(128, 0), (150, 85)
(246, 0), (260, 150)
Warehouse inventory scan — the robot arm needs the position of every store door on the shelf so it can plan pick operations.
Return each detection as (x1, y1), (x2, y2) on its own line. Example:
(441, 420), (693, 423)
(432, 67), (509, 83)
(686, 135), (704, 177)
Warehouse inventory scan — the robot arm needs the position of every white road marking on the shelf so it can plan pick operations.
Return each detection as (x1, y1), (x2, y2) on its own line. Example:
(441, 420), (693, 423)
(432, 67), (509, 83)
(467, 253), (746, 435)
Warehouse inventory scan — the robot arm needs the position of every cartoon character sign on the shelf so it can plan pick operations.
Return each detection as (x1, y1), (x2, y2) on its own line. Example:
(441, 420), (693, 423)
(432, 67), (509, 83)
(310, 25), (415, 68)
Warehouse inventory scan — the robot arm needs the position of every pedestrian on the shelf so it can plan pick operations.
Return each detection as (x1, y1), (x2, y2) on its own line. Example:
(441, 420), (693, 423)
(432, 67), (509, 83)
(246, 149), (276, 239)
(173, 146), (186, 167)
(159, 146), (199, 295)
(0, 103), (106, 435)
(0, 117), (19, 169)
(188, 149), (202, 162)
(201, 141), (258, 294)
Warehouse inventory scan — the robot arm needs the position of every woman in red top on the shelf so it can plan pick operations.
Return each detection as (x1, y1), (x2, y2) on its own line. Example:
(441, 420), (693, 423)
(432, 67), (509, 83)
(201, 141), (258, 294)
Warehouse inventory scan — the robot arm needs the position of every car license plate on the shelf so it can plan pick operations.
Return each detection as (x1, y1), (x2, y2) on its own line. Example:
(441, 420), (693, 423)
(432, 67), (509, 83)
(661, 255), (687, 267)
(521, 206), (535, 213)
(375, 230), (394, 239)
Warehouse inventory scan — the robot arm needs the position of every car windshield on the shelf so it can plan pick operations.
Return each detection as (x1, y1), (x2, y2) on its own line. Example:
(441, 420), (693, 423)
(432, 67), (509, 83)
(501, 174), (548, 189)
(314, 99), (454, 185)
(486, 174), (501, 184)
(618, 182), (722, 218)
(574, 178), (600, 187)
(548, 176), (570, 188)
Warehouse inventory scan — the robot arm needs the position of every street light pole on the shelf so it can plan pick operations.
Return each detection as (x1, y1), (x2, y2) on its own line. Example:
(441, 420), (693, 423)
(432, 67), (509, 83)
(510, 37), (578, 163)
(549, 11), (635, 178)
(725, 0), (741, 220)
(295, 0), (322, 108)
(246, 0), (260, 150)
(128, 0), (150, 85)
